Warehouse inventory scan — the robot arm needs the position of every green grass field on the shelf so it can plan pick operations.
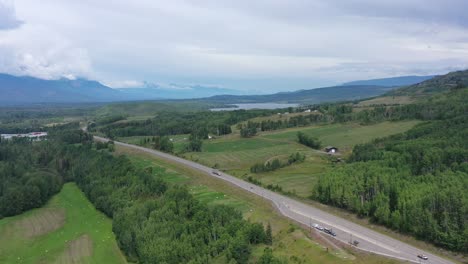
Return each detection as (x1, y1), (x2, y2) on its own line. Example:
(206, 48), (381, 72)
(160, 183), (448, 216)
(0, 183), (126, 264)
(117, 134), (190, 153)
(261, 121), (420, 152)
(181, 121), (419, 198)
(356, 96), (415, 106)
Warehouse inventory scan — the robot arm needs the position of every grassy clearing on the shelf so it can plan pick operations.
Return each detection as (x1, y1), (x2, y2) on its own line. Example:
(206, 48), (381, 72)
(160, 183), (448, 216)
(262, 121), (420, 152)
(356, 96), (415, 106)
(181, 121), (419, 198)
(0, 183), (126, 264)
(117, 134), (190, 153)
(248, 111), (321, 123)
(253, 155), (328, 197)
(116, 146), (400, 264)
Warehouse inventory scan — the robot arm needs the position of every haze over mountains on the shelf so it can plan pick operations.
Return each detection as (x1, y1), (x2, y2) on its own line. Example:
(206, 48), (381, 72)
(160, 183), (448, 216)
(0, 72), (438, 105)
(116, 82), (243, 100)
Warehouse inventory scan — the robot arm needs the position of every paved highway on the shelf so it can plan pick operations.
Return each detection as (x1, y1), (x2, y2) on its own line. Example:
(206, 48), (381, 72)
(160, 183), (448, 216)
(95, 136), (454, 264)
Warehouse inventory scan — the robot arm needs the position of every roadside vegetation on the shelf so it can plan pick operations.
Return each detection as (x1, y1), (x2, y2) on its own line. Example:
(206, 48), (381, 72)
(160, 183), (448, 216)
(115, 146), (401, 264)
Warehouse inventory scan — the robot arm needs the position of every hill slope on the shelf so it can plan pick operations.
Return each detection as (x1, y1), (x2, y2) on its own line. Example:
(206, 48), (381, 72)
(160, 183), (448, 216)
(343, 75), (434, 87)
(117, 83), (242, 99)
(390, 69), (468, 96)
(0, 73), (123, 104)
(206, 85), (394, 104)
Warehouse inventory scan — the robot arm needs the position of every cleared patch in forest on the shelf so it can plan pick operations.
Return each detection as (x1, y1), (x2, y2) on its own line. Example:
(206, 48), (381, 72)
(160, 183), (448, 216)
(0, 183), (126, 264)
(15, 208), (66, 238)
(53, 234), (93, 264)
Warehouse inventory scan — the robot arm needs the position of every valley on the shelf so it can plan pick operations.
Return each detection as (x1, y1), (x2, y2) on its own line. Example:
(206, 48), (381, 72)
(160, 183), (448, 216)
(0, 69), (466, 264)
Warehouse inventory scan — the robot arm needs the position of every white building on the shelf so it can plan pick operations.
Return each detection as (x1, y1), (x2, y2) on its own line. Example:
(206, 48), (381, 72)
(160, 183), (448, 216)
(1, 132), (48, 141)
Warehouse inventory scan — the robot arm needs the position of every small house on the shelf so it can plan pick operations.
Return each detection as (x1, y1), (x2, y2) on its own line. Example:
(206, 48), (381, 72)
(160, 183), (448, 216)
(304, 109), (311, 113)
(325, 146), (338, 154)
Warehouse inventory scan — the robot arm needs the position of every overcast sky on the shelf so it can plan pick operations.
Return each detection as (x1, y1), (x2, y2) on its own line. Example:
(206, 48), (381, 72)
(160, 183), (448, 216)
(1, 0), (468, 92)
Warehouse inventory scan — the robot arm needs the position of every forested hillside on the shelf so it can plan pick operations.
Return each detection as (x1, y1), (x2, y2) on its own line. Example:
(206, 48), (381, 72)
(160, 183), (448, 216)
(390, 69), (468, 96)
(206, 85), (393, 104)
(314, 88), (468, 252)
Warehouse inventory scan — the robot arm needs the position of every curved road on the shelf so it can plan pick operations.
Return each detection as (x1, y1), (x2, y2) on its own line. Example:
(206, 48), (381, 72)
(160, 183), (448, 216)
(95, 136), (453, 264)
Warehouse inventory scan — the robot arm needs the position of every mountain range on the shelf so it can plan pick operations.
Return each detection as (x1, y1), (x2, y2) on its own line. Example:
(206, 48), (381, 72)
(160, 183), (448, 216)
(0, 73), (437, 105)
(117, 82), (242, 100)
(342, 75), (435, 87)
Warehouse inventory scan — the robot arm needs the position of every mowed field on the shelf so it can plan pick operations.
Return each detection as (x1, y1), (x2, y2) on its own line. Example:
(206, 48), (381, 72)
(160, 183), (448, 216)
(116, 146), (399, 264)
(0, 183), (126, 264)
(182, 121), (420, 197)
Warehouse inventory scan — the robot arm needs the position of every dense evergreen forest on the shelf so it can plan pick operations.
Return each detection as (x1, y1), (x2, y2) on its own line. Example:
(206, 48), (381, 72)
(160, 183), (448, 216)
(0, 128), (92, 218)
(1, 128), (277, 263)
(0, 138), (63, 217)
(314, 89), (468, 252)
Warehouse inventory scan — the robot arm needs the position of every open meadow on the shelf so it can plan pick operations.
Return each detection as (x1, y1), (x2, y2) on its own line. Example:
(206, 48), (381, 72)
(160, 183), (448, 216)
(179, 121), (420, 198)
(0, 183), (126, 264)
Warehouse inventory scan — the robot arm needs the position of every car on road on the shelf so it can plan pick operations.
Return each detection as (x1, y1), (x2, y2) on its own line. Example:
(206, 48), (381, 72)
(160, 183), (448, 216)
(323, 227), (336, 236)
(313, 223), (324, 231)
(212, 170), (221, 176)
(417, 254), (428, 260)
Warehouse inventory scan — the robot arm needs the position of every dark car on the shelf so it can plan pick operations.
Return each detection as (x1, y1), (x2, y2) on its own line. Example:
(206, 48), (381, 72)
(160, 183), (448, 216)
(323, 228), (336, 236)
(212, 170), (221, 176)
(417, 254), (428, 260)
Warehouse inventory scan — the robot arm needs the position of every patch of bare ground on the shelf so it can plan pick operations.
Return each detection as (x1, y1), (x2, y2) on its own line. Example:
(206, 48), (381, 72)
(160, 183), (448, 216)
(54, 234), (93, 264)
(16, 208), (66, 238)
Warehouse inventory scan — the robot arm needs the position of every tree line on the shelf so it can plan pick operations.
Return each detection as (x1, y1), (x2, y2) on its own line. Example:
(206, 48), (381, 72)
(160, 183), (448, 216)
(0, 127), (94, 218)
(92, 109), (278, 139)
(250, 153), (306, 173)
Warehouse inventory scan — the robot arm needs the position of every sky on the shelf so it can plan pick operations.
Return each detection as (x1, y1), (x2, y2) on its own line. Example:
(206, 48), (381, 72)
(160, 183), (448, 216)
(0, 0), (468, 93)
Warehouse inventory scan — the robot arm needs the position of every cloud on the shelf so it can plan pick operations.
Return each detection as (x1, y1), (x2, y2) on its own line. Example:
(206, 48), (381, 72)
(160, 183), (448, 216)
(103, 80), (144, 88)
(0, 24), (92, 79)
(4, 0), (468, 91)
(0, 0), (23, 30)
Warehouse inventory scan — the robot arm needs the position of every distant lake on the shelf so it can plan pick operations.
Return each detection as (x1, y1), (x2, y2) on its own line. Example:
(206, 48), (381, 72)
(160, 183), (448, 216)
(210, 103), (299, 111)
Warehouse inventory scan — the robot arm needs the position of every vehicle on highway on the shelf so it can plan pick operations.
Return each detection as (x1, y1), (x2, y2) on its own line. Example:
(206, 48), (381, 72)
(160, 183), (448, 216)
(313, 223), (324, 231)
(323, 227), (336, 236)
(418, 254), (428, 260)
(212, 170), (221, 176)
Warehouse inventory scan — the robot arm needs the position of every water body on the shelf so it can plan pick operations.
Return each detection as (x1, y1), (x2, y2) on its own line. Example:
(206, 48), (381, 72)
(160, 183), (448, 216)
(211, 103), (299, 111)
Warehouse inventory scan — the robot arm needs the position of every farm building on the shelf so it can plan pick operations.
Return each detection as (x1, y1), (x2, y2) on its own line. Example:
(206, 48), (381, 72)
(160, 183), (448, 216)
(325, 146), (338, 154)
(0, 132), (48, 141)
